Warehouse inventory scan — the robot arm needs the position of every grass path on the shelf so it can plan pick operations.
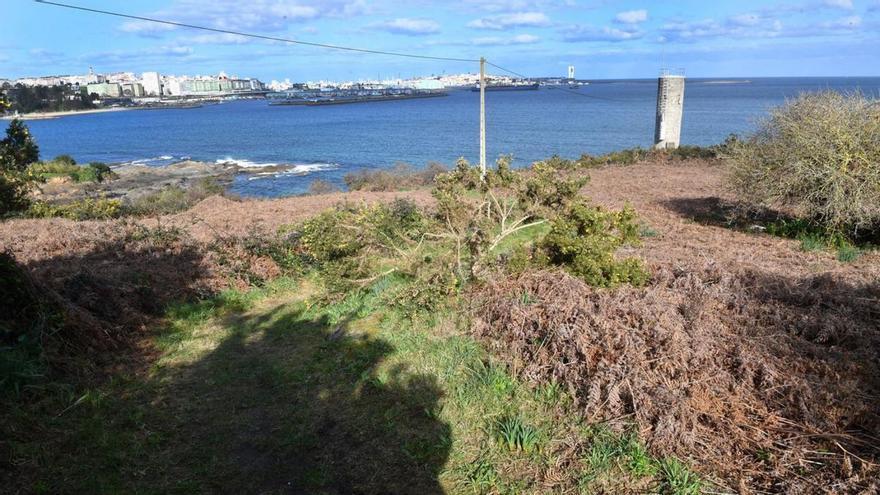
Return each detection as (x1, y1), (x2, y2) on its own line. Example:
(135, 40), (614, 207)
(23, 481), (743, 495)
(6, 276), (697, 494)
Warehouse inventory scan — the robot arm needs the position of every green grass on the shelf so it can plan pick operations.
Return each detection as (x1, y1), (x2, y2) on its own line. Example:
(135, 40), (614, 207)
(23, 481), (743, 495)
(798, 233), (827, 252)
(837, 244), (862, 262)
(494, 415), (541, 453)
(659, 458), (703, 495)
(3, 275), (697, 493)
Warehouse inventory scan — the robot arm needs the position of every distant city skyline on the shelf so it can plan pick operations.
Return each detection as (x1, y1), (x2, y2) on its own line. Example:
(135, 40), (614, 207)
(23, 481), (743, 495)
(4, 0), (880, 81)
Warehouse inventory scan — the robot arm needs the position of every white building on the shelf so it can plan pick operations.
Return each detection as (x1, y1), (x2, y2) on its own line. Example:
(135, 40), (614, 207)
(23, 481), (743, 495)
(141, 72), (162, 96)
(568, 65), (575, 80)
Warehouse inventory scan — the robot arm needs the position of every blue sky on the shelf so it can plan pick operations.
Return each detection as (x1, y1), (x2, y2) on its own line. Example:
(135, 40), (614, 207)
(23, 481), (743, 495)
(4, 0), (880, 80)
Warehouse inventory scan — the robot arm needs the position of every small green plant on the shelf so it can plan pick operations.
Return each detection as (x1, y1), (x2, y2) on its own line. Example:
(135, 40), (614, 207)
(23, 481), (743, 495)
(659, 458), (702, 495)
(639, 224), (658, 238)
(837, 244), (861, 262)
(494, 415), (540, 453)
(464, 458), (498, 494)
(798, 233), (826, 252)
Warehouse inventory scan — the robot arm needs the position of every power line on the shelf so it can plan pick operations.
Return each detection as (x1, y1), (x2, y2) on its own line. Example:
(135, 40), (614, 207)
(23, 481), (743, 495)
(485, 60), (624, 102)
(34, 0), (479, 63)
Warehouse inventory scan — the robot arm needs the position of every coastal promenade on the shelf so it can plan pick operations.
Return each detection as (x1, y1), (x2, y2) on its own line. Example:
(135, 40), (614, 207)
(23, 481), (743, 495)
(1, 106), (132, 121)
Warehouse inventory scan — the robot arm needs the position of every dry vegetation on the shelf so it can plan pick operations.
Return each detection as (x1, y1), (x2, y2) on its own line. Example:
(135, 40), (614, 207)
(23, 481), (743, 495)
(4, 157), (878, 492)
(473, 265), (879, 492)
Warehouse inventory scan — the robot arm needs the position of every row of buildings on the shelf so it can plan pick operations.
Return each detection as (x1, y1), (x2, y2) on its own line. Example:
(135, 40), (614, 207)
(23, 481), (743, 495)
(7, 69), (266, 99)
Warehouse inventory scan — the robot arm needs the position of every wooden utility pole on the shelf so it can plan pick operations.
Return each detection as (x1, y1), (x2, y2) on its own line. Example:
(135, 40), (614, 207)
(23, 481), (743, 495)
(479, 56), (486, 177)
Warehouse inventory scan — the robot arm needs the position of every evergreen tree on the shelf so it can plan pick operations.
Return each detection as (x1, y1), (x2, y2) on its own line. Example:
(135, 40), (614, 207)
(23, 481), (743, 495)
(0, 119), (40, 172)
(0, 119), (40, 215)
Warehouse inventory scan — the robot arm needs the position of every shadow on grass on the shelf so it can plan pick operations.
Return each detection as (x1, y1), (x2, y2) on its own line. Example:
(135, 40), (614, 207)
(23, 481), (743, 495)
(661, 196), (787, 229)
(143, 303), (451, 494)
(662, 196), (880, 248)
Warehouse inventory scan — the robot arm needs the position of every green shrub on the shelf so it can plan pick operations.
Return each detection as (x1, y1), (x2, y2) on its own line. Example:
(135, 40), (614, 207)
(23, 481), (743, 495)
(128, 177), (224, 216)
(540, 200), (649, 287)
(27, 197), (123, 220)
(522, 160), (588, 212)
(0, 119), (39, 173)
(53, 154), (76, 166)
(0, 174), (32, 216)
(29, 159), (115, 183)
(29, 159), (78, 179)
(298, 208), (366, 263)
(726, 91), (880, 238)
(78, 162), (114, 183)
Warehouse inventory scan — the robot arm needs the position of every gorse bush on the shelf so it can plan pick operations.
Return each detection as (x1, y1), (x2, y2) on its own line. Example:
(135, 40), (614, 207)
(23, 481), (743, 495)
(540, 200), (648, 287)
(295, 199), (430, 294)
(726, 91), (880, 238)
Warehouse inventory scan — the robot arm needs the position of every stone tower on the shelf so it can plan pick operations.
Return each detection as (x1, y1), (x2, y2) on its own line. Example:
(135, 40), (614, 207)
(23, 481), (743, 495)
(654, 71), (685, 149)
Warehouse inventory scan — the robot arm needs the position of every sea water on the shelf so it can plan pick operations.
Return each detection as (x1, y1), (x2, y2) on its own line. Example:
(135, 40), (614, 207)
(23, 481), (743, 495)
(24, 77), (880, 197)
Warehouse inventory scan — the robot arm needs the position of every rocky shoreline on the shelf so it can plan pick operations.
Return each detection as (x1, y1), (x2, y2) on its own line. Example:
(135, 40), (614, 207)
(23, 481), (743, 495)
(33, 160), (293, 203)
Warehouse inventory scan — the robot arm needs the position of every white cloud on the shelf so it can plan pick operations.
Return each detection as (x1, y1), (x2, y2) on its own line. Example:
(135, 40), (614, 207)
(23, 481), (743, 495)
(467, 12), (551, 30)
(117, 0), (368, 38)
(563, 25), (642, 42)
(471, 33), (541, 45)
(823, 0), (853, 9)
(614, 10), (648, 24)
(660, 12), (861, 43)
(371, 18), (441, 36)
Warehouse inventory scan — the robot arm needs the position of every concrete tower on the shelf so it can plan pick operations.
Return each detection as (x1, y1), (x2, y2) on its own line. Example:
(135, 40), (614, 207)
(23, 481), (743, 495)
(567, 65), (575, 80)
(653, 71), (685, 149)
